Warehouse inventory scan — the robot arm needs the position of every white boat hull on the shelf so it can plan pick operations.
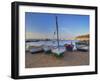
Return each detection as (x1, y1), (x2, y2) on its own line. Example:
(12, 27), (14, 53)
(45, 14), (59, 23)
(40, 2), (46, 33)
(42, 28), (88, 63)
(76, 45), (89, 51)
(51, 47), (66, 56)
(29, 48), (43, 53)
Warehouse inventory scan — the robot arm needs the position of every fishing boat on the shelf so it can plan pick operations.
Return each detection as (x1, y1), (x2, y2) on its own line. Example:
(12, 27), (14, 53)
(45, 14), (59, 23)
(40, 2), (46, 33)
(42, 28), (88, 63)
(25, 44), (29, 52)
(75, 41), (89, 51)
(26, 41), (44, 53)
(29, 47), (43, 54)
(51, 16), (65, 56)
(42, 45), (51, 54)
(51, 46), (65, 56)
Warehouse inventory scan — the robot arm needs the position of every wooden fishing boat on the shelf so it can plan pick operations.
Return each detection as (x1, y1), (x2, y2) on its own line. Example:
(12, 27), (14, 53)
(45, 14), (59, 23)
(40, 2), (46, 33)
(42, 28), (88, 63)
(51, 46), (65, 57)
(29, 46), (43, 54)
(43, 45), (51, 54)
(25, 41), (44, 53)
(76, 41), (89, 51)
(51, 16), (65, 56)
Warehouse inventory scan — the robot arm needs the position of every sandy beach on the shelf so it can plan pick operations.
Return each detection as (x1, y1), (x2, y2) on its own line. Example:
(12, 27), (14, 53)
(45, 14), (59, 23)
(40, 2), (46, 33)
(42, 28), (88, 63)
(25, 51), (89, 68)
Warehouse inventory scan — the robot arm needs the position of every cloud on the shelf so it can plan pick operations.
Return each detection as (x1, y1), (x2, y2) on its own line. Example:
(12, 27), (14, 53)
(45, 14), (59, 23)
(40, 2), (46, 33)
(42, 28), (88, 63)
(26, 32), (55, 39)
(26, 31), (76, 40)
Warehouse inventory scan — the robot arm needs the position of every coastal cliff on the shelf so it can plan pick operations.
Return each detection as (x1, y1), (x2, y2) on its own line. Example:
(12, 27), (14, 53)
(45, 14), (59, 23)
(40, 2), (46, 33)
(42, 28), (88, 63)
(75, 34), (89, 41)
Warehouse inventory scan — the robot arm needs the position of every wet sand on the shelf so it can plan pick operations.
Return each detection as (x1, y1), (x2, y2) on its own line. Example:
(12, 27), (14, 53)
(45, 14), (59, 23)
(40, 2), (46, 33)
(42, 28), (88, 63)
(25, 51), (89, 68)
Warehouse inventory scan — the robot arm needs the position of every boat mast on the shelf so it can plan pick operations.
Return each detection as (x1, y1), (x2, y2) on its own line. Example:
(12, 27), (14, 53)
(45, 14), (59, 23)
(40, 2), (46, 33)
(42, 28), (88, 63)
(56, 16), (60, 50)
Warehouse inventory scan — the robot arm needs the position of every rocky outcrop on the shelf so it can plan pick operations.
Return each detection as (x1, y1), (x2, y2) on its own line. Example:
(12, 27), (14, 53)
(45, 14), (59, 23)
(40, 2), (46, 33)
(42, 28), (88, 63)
(75, 34), (89, 41)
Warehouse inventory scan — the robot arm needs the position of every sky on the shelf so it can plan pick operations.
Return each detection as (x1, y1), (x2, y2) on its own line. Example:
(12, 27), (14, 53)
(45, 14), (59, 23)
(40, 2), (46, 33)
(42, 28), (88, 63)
(25, 12), (89, 40)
